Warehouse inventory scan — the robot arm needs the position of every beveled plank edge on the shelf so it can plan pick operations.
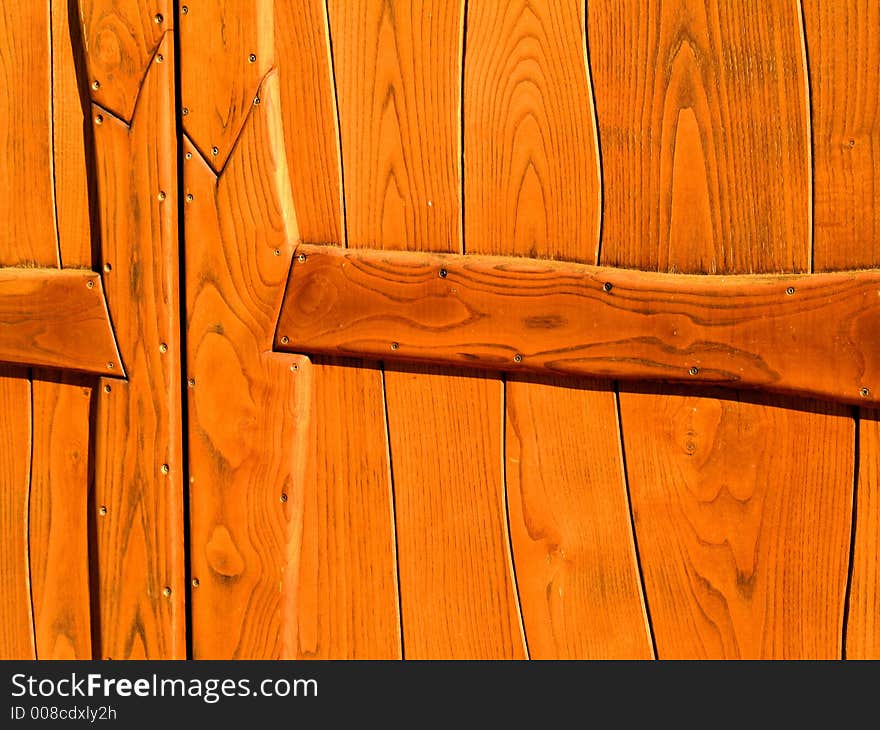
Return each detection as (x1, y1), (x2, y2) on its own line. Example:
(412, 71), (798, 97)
(0, 268), (125, 377)
(274, 243), (880, 407)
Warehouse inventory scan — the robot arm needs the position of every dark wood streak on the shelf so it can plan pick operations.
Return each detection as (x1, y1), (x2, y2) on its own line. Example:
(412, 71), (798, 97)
(276, 244), (880, 406)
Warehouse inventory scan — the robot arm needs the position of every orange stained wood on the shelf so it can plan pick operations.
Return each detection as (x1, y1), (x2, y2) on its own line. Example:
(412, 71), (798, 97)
(179, 0), (273, 171)
(327, 0), (463, 252)
(276, 244), (880, 408)
(78, 0), (172, 122)
(0, 2), (58, 267)
(181, 4), (312, 653)
(29, 373), (93, 659)
(275, 0), (345, 245)
(590, 0), (854, 658)
(804, 0), (880, 271)
(805, 1), (880, 659)
(330, 0), (525, 658)
(0, 268), (121, 376)
(0, 367), (35, 659)
(53, 0), (95, 269)
(86, 22), (185, 658)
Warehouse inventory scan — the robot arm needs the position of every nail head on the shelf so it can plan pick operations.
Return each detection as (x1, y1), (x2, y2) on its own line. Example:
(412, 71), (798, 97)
(280, 335), (289, 345)
(689, 366), (699, 376)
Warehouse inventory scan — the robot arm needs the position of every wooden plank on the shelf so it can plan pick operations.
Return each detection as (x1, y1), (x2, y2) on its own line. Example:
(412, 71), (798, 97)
(0, 366), (35, 659)
(328, 0), (462, 252)
(78, 0), (171, 122)
(0, 2), (58, 267)
(590, 0), (853, 658)
(179, 0), (273, 171)
(85, 20), (184, 658)
(52, 0), (95, 268)
(277, 244), (880, 407)
(329, 0), (525, 658)
(463, 0), (599, 261)
(28, 372), (93, 659)
(181, 3), (313, 654)
(804, 1), (880, 659)
(275, 0), (345, 245)
(0, 268), (122, 376)
(804, 0), (880, 271)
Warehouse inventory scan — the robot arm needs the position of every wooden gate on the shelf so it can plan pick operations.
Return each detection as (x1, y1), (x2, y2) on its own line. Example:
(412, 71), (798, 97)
(1, 0), (878, 660)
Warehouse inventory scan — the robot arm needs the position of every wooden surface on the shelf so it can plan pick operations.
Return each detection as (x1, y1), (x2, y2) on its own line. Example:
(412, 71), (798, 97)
(331, 0), (526, 659)
(0, 2), (58, 267)
(277, 244), (880, 407)
(805, 1), (880, 659)
(86, 12), (184, 658)
(590, 0), (853, 658)
(0, 268), (121, 375)
(275, 0), (345, 245)
(463, 0), (600, 261)
(29, 373), (93, 659)
(0, 367), (35, 659)
(181, 2), (313, 657)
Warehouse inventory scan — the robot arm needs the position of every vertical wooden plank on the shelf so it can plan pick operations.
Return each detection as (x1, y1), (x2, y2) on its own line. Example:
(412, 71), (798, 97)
(275, 0), (345, 245)
(590, 0), (854, 658)
(805, 0), (880, 659)
(464, 0), (651, 658)
(0, 2), (58, 267)
(52, 0), (95, 269)
(274, 2), (400, 657)
(329, 0), (525, 658)
(83, 1), (185, 658)
(0, 366), (35, 659)
(29, 373), (92, 659)
(181, 2), (312, 658)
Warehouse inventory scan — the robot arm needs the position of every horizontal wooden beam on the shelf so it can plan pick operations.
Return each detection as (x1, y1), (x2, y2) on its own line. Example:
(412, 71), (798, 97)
(0, 268), (124, 376)
(275, 244), (880, 406)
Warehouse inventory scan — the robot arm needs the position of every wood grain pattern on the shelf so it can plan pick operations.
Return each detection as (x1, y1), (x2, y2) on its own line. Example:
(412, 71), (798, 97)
(463, 0), (600, 260)
(385, 365), (524, 658)
(78, 0), (171, 122)
(53, 0), (95, 268)
(505, 377), (652, 658)
(183, 59), (312, 657)
(179, 0), (273, 171)
(0, 2), (58, 267)
(295, 358), (400, 659)
(804, 0), (880, 271)
(327, 0), (463, 252)
(0, 366), (35, 659)
(331, 0), (526, 658)
(277, 244), (880, 407)
(0, 268), (121, 375)
(28, 372), (92, 659)
(87, 25), (184, 658)
(618, 388), (852, 658)
(275, 0), (344, 245)
(591, 1), (854, 657)
(589, 0), (810, 274)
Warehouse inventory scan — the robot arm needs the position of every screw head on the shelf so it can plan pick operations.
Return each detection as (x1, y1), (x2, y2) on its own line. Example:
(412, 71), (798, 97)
(861, 387), (870, 398)
(154, 13), (163, 24)
(156, 53), (164, 63)
(253, 96), (261, 105)
(273, 248), (280, 256)
(297, 253), (307, 263)
(439, 268), (448, 278)
(92, 80), (100, 90)
(86, 280), (95, 289)
(106, 362), (114, 369)
(104, 262), (112, 272)
(162, 586), (172, 597)
(182, 107), (189, 116)
(191, 578), (199, 587)
(159, 342), (168, 353)
(99, 505), (108, 516)
(187, 378), (196, 388)
(248, 53), (257, 63)
(103, 384), (111, 393)
(514, 353), (523, 362)
(157, 190), (166, 201)
(160, 463), (170, 475)
(185, 151), (192, 160)
(603, 282), (613, 292)
(786, 286), (796, 296)
(211, 146), (219, 156)
(689, 366), (699, 376)
(390, 342), (399, 351)
(280, 493), (288, 503)
(95, 114), (103, 125)
(280, 335), (290, 345)
(186, 193), (193, 202)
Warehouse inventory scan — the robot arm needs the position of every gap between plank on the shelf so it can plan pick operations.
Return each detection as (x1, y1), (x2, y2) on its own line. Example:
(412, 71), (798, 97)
(841, 408), (860, 659)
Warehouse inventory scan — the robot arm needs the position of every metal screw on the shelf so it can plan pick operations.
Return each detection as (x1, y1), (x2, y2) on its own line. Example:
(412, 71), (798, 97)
(87, 280), (95, 289)
(187, 378), (196, 388)
(181, 5), (188, 14)
(191, 578), (199, 588)
(391, 342), (399, 351)
(95, 114), (103, 125)
(160, 463), (170, 475)
(156, 53), (164, 63)
(157, 190), (166, 201)
(162, 586), (172, 597)
(103, 384), (111, 393)
(253, 96), (261, 105)
(182, 107), (189, 116)
(280, 493), (288, 503)
(159, 342), (168, 353)
(603, 282), (613, 292)
(185, 151), (192, 160)
(280, 335), (290, 345)
(297, 253), (307, 263)
(154, 13), (163, 24)
(99, 506), (108, 516)
(786, 286), (796, 296)
(290, 364), (299, 372)
(439, 268), (447, 278)
(107, 362), (114, 369)
(211, 146), (219, 156)
(514, 354), (523, 362)
(186, 193), (193, 202)
(689, 366), (699, 376)
(849, 139), (856, 147)
(248, 53), (257, 63)
(273, 248), (280, 256)
(92, 80), (100, 90)
(860, 387), (870, 398)
(104, 262), (112, 272)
